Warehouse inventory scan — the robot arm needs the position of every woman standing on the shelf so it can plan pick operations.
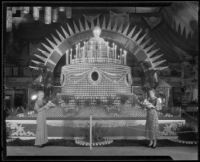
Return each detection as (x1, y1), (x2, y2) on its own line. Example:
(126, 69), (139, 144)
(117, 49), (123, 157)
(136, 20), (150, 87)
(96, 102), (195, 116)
(34, 90), (55, 147)
(142, 89), (162, 148)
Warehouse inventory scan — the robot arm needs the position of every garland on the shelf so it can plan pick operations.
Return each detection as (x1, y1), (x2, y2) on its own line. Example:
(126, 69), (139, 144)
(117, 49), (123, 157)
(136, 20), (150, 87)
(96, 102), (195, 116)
(74, 137), (113, 146)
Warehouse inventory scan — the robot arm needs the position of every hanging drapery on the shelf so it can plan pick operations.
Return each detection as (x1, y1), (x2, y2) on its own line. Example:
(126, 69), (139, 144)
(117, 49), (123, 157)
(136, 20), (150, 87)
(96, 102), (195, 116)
(66, 7), (72, 19)
(52, 8), (58, 23)
(33, 7), (40, 21)
(59, 7), (65, 12)
(45, 7), (52, 24)
(6, 7), (12, 32)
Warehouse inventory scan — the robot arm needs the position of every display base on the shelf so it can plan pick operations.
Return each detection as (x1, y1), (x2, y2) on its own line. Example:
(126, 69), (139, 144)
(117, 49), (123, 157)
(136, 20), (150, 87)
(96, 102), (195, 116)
(6, 118), (185, 139)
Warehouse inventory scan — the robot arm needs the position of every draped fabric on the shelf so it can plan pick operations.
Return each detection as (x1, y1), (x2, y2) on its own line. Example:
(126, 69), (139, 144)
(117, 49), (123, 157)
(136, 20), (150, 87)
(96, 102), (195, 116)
(68, 67), (127, 85)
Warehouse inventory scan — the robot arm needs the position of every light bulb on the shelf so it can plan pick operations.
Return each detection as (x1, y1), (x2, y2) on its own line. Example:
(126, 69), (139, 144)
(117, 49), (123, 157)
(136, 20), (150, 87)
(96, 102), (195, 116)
(31, 94), (37, 100)
(93, 26), (101, 37)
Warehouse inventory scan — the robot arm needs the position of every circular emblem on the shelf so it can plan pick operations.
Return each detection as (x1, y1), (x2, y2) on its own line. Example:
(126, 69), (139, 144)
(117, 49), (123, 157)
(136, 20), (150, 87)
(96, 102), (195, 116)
(91, 71), (99, 81)
(88, 68), (102, 85)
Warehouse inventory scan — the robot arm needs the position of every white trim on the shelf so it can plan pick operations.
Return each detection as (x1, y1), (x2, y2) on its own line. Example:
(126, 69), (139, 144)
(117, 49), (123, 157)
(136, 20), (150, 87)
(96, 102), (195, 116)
(9, 136), (179, 141)
(10, 136), (74, 140)
(6, 119), (185, 124)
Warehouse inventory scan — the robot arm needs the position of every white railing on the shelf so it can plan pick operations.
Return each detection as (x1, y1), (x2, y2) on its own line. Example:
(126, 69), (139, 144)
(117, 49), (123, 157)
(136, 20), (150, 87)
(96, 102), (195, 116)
(70, 58), (122, 65)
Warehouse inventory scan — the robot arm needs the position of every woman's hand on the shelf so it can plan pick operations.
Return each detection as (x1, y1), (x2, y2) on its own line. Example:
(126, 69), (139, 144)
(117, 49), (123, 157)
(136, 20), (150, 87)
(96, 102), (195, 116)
(143, 100), (155, 109)
(46, 101), (56, 108)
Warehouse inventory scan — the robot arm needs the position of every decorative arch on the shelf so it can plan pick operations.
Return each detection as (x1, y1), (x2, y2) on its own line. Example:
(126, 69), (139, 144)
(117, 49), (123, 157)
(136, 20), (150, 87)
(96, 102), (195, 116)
(29, 16), (168, 73)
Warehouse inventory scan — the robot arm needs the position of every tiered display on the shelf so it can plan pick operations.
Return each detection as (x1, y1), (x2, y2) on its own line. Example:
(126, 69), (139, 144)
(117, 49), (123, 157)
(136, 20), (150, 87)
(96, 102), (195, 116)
(60, 26), (133, 99)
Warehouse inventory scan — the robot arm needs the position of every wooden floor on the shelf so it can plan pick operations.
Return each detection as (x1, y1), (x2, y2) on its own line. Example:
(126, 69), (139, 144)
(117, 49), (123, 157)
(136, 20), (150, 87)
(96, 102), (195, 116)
(6, 146), (198, 160)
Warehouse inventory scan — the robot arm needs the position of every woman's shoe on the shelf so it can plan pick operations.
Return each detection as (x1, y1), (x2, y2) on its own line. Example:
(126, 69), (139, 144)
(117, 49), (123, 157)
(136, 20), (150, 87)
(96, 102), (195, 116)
(151, 144), (157, 148)
(35, 144), (44, 148)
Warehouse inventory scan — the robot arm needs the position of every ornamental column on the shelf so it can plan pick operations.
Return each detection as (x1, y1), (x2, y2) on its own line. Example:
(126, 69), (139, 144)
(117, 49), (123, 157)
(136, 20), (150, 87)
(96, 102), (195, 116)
(66, 50), (69, 65)
(120, 48), (122, 64)
(124, 50), (127, 65)
(70, 49), (72, 64)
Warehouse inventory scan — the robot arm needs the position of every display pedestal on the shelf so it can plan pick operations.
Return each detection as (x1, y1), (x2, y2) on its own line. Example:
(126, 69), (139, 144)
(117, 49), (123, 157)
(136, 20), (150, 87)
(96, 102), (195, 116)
(6, 117), (185, 140)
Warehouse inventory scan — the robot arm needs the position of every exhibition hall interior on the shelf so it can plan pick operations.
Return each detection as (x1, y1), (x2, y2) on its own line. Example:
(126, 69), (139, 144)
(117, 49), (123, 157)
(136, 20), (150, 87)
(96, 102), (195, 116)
(3, 1), (198, 160)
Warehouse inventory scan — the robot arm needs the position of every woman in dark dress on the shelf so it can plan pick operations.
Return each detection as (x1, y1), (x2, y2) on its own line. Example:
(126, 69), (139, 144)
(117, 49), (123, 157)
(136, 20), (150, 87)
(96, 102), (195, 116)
(142, 89), (162, 148)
